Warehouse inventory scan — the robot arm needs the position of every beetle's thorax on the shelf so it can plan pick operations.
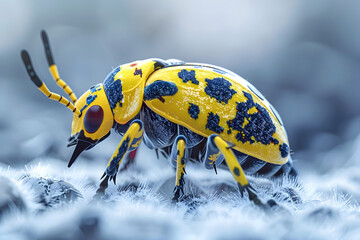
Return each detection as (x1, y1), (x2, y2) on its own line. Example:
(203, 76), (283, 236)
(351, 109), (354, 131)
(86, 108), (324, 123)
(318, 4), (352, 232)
(103, 59), (166, 124)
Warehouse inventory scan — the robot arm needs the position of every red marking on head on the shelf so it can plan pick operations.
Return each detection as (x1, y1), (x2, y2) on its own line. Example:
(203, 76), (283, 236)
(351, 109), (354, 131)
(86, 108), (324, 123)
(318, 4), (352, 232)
(130, 63), (137, 67)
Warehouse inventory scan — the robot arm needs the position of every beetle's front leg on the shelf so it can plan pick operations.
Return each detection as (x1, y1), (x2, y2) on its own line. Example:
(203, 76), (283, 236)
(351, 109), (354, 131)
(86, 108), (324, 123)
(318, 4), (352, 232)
(94, 120), (143, 198)
(105, 119), (143, 182)
(170, 136), (187, 202)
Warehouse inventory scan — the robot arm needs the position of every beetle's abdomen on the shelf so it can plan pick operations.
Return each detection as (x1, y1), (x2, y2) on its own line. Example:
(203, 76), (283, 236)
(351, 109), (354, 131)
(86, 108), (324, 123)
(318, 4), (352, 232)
(140, 105), (177, 148)
(144, 65), (289, 165)
(223, 149), (297, 178)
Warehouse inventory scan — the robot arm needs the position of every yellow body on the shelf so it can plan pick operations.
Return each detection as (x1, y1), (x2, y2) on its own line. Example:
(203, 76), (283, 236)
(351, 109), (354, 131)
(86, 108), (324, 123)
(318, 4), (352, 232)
(144, 65), (289, 165)
(23, 31), (291, 205)
(105, 59), (164, 124)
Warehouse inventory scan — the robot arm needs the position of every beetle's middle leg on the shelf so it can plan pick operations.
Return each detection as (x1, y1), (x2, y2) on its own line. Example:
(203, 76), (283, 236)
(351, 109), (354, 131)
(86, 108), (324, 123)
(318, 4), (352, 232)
(170, 136), (187, 202)
(170, 126), (204, 201)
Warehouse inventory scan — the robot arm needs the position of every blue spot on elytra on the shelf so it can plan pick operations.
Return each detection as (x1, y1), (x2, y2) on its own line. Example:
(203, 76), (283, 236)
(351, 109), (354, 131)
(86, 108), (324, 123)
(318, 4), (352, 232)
(178, 69), (199, 85)
(227, 91), (278, 145)
(103, 66), (123, 109)
(188, 103), (200, 119)
(206, 112), (224, 134)
(144, 81), (178, 101)
(279, 143), (289, 158)
(204, 77), (237, 104)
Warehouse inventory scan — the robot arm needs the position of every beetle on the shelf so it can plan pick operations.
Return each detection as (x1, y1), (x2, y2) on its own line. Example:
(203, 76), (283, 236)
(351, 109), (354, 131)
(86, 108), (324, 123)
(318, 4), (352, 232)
(21, 31), (297, 208)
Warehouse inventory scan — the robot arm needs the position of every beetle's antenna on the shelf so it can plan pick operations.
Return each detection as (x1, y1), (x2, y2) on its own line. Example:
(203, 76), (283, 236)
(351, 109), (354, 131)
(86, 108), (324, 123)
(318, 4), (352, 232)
(41, 30), (77, 103)
(21, 50), (81, 115)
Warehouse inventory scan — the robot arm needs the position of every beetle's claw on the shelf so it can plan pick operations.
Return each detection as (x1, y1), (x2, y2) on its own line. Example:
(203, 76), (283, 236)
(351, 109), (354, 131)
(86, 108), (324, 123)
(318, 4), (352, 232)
(245, 185), (263, 207)
(243, 185), (281, 210)
(172, 186), (184, 202)
(100, 172), (106, 180)
(238, 184), (246, 197)
(112, 174), (117, 185)
(102, 165), (119, 184)
(238, 184), (270, 209)
(108, 174), (118, 185)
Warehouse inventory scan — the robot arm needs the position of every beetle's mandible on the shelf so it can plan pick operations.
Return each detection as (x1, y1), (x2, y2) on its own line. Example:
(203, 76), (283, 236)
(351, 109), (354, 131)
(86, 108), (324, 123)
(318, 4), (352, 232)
(21, 31), (298, 208)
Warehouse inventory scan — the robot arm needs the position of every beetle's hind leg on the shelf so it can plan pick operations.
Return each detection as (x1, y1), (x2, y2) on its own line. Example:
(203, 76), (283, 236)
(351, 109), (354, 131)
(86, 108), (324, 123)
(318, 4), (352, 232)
(170, 136), (187, 202)
(206, 134), (270, 208)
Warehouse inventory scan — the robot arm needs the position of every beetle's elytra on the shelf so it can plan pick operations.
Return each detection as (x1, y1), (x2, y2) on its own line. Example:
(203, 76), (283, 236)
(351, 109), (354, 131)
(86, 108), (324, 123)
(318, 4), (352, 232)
(21, 31), (297, 208)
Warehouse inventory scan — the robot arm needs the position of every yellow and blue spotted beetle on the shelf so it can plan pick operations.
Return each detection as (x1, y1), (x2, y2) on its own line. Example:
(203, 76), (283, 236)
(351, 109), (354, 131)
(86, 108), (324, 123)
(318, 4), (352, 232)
(21, 31), (297, 207)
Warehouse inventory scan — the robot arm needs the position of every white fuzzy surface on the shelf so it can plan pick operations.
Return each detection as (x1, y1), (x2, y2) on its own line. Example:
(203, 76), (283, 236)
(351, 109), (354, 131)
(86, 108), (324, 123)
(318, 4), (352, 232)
(1, 1), (360, 239)
(1, 141), (360, 240)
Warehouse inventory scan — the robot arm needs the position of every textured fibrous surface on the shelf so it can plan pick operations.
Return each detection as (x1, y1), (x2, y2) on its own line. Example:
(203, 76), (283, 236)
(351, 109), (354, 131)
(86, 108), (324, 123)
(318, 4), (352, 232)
(1, 145), (360, 240)
(2, 2), (360, 239)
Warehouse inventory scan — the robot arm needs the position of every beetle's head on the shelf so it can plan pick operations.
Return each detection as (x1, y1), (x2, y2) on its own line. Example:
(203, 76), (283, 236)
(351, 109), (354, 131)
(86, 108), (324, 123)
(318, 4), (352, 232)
(21, 31), (170, 168)
(67, 83), (113, 167)
(21, 30), (115, 168)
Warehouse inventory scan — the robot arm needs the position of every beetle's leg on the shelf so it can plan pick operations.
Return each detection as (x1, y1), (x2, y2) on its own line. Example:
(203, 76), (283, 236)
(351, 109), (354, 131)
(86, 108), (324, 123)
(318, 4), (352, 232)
(94, 120), (143, 199)
(104, 119), (143, 183)
(209, 134), (267, 208)
(170, 136), (187, 202)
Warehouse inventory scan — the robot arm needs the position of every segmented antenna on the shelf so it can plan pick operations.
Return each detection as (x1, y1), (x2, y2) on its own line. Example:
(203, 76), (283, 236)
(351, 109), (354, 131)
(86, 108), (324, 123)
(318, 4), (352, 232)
(21, 50), (81, 115)
(41, 30), (77, 103)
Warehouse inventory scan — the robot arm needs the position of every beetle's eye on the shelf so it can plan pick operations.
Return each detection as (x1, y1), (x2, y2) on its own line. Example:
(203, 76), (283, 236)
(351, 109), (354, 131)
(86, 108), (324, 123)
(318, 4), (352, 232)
(84, 105), (104, 133)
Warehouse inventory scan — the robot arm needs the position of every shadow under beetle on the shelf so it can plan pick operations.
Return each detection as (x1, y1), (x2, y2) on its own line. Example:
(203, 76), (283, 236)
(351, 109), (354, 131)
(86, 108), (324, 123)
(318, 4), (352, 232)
(21, 31), (297, 207)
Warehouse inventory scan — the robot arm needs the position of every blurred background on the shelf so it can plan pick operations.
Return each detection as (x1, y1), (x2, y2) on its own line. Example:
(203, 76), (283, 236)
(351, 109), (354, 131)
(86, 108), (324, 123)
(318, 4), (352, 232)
(1, 0), (360, 174)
